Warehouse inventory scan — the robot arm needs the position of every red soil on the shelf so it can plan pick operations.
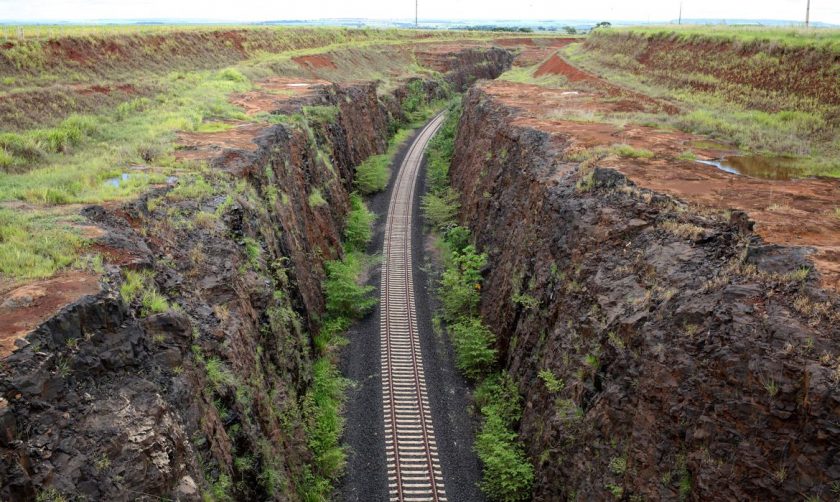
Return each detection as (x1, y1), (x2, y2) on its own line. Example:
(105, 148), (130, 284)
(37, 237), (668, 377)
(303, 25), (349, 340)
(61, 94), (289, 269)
(0, 272), (101, 357)
(293, 54), (337, 70)
(535, 53), (592, 81)
(481, 75), (840, 290)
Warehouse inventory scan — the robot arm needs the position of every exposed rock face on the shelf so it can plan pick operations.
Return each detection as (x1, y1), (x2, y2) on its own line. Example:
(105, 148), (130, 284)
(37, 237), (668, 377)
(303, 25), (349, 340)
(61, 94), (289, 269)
(450, 84), (840, 500)
(0, 48), (512, 501)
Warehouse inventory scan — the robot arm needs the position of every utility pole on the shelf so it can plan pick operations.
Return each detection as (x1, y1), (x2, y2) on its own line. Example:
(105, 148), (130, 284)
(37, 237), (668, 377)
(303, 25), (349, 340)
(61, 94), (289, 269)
(805, 0), (810, 27)
(678, 2), (683, 25)
(416, 0), (418, 27)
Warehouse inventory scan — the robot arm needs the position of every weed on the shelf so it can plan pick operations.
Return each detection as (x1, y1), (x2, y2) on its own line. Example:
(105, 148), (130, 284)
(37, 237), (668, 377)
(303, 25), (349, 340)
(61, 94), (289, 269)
(677, 151), (697, 161)
(661, 220), (705, 240)
(763, 378), (779, 398)
(140, 289), (170, 316)
(610, 143), (654, 159)
(344, 193), (375, 252)
(168, 175), (215, 201)
(512, 292), (540, 310)
(439, 244), (486, 322)
(205, 357), (235, 391)
(120, 269), (147, 303)
(421, 186), (461, 231)
(609, 456), (628, 475)
(449, 317), (497, 380)
(323, 252), (377, 319)
(95, 454), (111, 472)
(538, 369), (565, 392)
(303, 105), (340, 124)
(473, 373), (534, 501)
(308, 188), (327, 208)
(0, 209), (84, 280)
(36, 489), (66, 502)
(606, 483), (624, 499)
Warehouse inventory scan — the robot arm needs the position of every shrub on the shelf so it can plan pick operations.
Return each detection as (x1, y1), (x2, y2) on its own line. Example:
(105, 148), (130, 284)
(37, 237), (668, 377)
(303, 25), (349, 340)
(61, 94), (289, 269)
(353, 154), (390, 194)
(421, 186), (461, 231)
(218, 68), (248, 83)
(344, 193), (375, 252)
(426, 101), (461, 192)
(473, 373), (534, 501)
(323, 253), (377, 319)
(449, 318), (497, 380)
(439, 244), (486, 321)
(303, 358), (349, 480)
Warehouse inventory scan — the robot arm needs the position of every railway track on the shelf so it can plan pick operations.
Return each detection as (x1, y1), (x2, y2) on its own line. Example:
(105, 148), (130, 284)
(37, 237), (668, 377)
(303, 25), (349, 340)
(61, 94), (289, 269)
(380, 113), (448, 502)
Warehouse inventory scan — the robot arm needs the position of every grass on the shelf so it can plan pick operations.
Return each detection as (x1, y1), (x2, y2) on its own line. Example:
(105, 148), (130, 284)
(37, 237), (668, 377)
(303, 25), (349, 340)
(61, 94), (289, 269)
(618, 25), (840, 51)
(308, 188), (327, 208)
(0, 208), (84, 280)
(499, 64), (568, 88)
(563, 33), (840, 177)
(353, 128), (415, 194)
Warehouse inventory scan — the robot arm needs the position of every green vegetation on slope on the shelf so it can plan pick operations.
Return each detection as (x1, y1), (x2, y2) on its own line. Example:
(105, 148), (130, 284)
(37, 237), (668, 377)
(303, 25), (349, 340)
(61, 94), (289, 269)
(302, 196), (378, 500)
(618, 25), (840, 51)
(424, 103), (534, 501)
(563, 30), (840, 177)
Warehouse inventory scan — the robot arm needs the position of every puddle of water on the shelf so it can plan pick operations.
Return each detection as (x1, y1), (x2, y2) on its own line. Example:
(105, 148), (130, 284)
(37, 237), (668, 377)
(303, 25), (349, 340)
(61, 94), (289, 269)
(104, 173), (131, 188)
(696, 155), (803, 180)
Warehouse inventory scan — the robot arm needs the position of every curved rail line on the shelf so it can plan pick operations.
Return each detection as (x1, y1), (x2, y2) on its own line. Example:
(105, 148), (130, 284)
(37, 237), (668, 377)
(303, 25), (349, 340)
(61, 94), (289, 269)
(380, 113), (448, 502)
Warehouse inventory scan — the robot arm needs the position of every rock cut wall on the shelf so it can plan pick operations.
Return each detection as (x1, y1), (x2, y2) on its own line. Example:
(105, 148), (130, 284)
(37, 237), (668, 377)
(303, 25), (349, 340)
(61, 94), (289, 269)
(450, 83), (840, 501)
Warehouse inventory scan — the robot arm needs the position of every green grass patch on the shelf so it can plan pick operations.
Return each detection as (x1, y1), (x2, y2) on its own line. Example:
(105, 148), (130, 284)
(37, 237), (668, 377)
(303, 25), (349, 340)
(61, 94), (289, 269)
(499, 64), (568, 88)
(353, 127), (415, 194)
(195, 122), (235, 133)
(610, 143), (655, 159)
(0, 209), (84, 280)
(618, 25), (840, 51)
(308, 188), (327, 208)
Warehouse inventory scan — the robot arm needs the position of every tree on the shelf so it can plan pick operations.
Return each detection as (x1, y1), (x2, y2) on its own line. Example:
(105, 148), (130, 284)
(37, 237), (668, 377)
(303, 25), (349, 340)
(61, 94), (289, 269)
(594, 21), (612, 29)
(562, 25), (578, 34)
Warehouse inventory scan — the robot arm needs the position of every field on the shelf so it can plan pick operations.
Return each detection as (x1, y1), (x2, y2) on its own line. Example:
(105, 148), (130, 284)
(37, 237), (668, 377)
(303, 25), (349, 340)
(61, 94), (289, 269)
(0, 26), (550, 284)
(561, 27), (840, 178)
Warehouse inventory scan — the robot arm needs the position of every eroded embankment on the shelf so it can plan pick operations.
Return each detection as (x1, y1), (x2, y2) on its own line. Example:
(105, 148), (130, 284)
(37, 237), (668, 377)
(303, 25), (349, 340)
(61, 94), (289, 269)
(451, 84), (840, 500)
(0, 47), (512, 501)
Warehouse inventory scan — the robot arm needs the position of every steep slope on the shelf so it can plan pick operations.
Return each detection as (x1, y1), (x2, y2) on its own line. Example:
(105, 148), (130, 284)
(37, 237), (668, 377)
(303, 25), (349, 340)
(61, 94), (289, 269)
(0, 45), (513, 501)
(449, 82), (840, 500)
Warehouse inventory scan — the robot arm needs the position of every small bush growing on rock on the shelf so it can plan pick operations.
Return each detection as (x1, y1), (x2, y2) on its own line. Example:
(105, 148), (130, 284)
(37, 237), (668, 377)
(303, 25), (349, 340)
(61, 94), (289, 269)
(473, 373), (534, 502)
(344, 193), (375, 252)
(323, 253), (376, 319)
(439, 244), (486, 321)
(421, 186), (461, 231)
(308, 188), (327, 208)
(449, 317), (497, 380)
(353, 153), (390, 194)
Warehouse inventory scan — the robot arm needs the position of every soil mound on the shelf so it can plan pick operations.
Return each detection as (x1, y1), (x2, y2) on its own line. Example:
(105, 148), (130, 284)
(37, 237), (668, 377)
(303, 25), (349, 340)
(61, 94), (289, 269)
(534, 53), (591, 81)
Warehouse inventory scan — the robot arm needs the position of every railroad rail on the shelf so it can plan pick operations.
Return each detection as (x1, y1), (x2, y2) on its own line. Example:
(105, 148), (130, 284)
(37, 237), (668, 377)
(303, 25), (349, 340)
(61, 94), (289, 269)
(380, 113), (448, 502)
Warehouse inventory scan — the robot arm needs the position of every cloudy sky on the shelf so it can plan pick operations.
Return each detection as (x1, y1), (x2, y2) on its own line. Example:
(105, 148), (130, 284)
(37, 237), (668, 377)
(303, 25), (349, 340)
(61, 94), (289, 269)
(0, 0), (837, 24)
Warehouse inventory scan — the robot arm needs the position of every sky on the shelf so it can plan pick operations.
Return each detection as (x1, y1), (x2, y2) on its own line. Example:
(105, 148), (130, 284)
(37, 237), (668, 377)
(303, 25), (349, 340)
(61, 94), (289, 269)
(0, 0), (838, 24)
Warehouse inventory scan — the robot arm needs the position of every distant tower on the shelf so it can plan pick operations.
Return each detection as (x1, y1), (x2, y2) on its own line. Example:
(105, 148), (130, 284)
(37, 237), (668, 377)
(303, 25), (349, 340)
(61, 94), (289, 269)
(416, 0), (419, 27)
(679, 2), (683, 24)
